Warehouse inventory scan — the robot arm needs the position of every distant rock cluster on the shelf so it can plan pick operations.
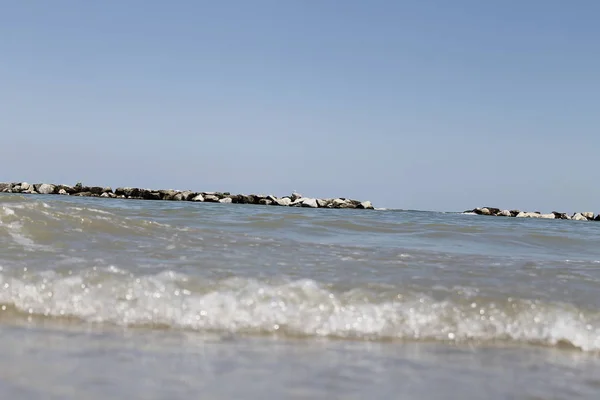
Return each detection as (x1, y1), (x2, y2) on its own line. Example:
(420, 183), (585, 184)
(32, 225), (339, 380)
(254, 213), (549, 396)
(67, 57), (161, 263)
(464, 207), (600, 221)
(0, 182), (374, 210)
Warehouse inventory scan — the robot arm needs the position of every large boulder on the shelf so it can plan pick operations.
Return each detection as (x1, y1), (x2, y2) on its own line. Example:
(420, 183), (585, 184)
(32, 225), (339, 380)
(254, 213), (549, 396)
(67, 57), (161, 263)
(191, 194), (205, 202)
(274, 197), (291, 206)
(497, 210), (512, 217)
(115, 187), (140, 197)
(290, 192), (303, 202)
(572, 213), (588, 221)
(37, 184), (56, 194)
(159, 189), (177, 200)
(204, 194), (219, 202)
(540, 213), (555, 219)
(357, 201), (374, 210)
(582, 212), (594, 219)
(219, 197), (232, 204)
(181, 191), (194, 201)
(552, 212), (569, 220)
(516, 212), (542, 218)
(301, 198), (318, 208)
(142, 191), (161, 200)
(317, 199), (331, 208)
(89, 186), (104, 195)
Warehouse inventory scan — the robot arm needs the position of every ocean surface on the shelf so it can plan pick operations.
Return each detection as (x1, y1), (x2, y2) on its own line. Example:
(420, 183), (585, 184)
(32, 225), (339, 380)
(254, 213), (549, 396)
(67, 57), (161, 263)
(1, 193), (599, 399)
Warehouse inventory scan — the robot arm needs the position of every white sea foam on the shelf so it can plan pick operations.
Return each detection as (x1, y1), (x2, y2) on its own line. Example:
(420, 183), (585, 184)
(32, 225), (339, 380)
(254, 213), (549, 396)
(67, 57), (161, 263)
(0, 272), (597, 351)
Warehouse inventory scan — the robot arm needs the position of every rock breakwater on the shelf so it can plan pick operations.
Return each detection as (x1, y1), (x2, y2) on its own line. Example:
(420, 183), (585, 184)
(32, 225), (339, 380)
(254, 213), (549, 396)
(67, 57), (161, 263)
(0, 181), (374, 210)
(464, 207), (600, 221)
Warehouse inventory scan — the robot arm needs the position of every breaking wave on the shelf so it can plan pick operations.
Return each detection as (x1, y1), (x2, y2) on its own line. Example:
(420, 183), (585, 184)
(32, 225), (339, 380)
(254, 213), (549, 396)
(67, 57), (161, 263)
(0, 269), (597, 352)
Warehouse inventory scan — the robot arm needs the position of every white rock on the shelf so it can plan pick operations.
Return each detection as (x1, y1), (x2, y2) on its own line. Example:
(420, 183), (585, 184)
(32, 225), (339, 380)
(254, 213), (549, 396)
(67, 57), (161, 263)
(498, 210), (511, 217)
(37, 184), (55, 194)
(219, 197), (232, 204)
(332, 199), (347, 207)
(58, 189), (68, 195)
(582, 212), (594, 219)
(274, 197), (291, 206)
(20, 182), (31, 191)
(540, 213), (555, 219)
(479, 207), (491, 215)
(301, 198), (318, 208)
(516, 212), (541, 218)
(100, 192), (109, 198)
(358, 201), (374, 210)
(291, 192), (303, 202)
(191, 194), (204, 202)
(317, 199), (330, 208)
(572, 213), (588, 221)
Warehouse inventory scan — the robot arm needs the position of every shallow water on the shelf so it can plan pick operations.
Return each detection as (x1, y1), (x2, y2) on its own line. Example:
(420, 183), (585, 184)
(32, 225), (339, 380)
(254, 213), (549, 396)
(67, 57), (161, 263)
(1, 193), (599, 399)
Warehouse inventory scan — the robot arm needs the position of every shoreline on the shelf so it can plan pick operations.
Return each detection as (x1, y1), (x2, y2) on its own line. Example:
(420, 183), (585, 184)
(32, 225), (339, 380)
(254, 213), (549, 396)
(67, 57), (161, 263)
(0, 181), (374, 210)
(465, 207), (599, 221)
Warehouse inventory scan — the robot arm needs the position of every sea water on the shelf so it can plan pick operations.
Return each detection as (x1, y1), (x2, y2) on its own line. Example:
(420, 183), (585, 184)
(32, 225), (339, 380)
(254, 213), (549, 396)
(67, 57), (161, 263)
(1, 193), (599, 399)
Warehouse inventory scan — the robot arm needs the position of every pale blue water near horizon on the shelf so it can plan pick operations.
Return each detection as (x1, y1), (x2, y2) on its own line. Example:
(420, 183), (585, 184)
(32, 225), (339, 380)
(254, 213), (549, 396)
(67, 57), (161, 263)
(1, 193), (600, 399)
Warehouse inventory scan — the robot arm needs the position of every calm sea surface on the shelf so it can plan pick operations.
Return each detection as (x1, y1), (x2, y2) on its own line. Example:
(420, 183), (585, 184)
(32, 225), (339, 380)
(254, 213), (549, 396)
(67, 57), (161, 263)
(1, 193), (599, 399)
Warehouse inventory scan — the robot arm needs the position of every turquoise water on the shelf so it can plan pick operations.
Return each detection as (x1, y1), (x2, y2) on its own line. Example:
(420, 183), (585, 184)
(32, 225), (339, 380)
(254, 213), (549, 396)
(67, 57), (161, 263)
(1, 193), (599, 399)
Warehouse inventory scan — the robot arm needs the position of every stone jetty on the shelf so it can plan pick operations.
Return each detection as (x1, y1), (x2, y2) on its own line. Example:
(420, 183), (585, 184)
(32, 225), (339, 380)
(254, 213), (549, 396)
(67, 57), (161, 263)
(464, 207), (600, 221)
(0, 181), (374, 210)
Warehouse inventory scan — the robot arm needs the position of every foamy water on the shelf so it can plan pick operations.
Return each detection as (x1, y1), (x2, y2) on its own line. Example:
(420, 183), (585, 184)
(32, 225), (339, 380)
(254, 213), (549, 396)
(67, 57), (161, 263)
(1, 193), (600, 399)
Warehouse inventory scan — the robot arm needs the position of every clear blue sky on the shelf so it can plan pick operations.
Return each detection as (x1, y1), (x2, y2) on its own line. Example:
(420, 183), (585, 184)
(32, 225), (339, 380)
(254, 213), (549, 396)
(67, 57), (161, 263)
(1, 1), (598, 212)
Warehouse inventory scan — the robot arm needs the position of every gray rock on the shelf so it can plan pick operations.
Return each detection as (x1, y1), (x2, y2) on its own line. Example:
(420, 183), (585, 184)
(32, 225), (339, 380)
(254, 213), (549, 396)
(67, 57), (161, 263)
(20, 182), (31, 191)
(516, 212), (542, 218)
(172, 193), (184, 201)
(219, 197), (232, 204)
(37, 184), (55, 194)
(204, 195), (219, 202)
(317, 199), (330, 208)
(572, 213), (588, 221)
(159, 189), (177, 200)
(301, 198), (318, 208)
(332, 198), (348, 208)
(552, 212), (569, 220)
(291, 192), (303, 202)
(258, 199), (273, 206)
(357, 201), (374, 210)
(89, 186), (104, 195)
(181, 191), (194, 201)
(274, 197), (292, 206)
(191, 194), (204, 202)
